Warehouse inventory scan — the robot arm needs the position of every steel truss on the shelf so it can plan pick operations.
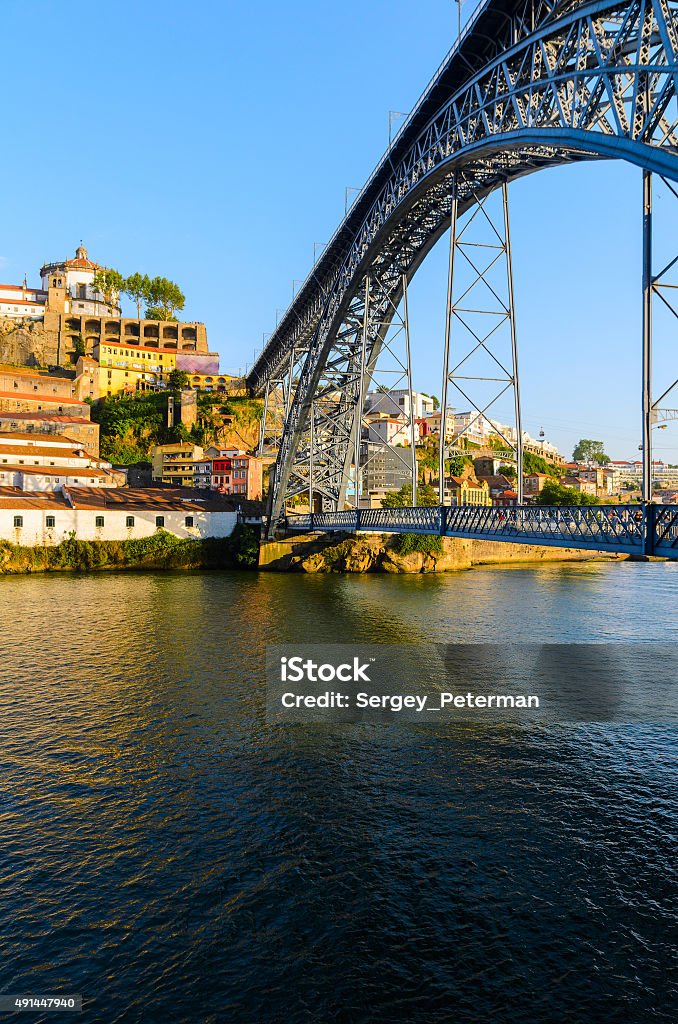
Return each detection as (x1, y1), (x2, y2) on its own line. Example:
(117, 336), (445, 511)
(248, 0), (678, 524)
(643, 171), (678, 497)
(439, 178), (523, 503)
(353, 274), (418, 509)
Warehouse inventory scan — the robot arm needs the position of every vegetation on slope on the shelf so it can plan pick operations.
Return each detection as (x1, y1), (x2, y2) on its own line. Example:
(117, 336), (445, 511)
(91, 392), (264, 464)
(0, 524), (260, 574)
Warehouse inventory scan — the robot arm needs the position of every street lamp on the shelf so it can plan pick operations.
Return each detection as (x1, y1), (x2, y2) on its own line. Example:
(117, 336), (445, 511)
(388, 111), (408, 146)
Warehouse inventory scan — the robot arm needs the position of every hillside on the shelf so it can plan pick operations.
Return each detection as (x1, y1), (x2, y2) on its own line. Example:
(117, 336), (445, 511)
(92, 391), (264, 464)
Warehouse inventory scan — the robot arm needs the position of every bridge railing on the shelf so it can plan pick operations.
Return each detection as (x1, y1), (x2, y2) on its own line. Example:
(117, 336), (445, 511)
(654, 506), (678, 556)
(443, 504), (646, 551)
(283, 503), (661, 555)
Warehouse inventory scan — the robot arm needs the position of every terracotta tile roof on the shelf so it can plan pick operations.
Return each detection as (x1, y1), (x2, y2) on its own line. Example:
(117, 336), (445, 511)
(0, 412), (93, 424)
(0, 444), (87, 459)
(16, 465), (111, 479)
(0, 285), (47, 295)
(65, 486), (231, 511)
(0, 431), (85, 445)
(0, 391), (82, 405)
(0, 488), (68, 509)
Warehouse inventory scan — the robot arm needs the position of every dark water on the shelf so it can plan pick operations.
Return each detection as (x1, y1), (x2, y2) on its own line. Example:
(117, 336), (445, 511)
(0, 562), (676, 1023)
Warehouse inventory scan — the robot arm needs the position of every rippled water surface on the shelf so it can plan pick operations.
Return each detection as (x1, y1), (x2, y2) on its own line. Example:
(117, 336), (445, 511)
(0, 561), (677, 1023)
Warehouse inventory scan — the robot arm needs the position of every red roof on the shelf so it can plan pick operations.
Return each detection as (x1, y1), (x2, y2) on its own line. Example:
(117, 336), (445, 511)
(0, 391), (83, 405)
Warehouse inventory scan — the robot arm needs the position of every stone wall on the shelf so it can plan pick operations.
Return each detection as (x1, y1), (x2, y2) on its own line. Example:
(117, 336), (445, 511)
(0, 319), (59, 367)
(259, 531), (626, 573)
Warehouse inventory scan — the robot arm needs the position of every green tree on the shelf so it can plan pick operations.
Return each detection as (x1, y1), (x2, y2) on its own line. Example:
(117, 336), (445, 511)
(91, 268), (124, 307)
(536, 481), (599, 506)
(168, 369), (190, 390)
(499, 463), (517, 479)
(145, 276), (185, 321)
(430, 395), (440, 410)
(124, 272), (151, 319)
(381, 483), (438, 507)
(446, 454), (473, 477)
(572, 439), (610, 464)
(73, 335), (86, 358)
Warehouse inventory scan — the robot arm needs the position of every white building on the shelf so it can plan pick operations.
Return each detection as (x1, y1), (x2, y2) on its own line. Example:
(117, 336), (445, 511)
(0, 282), (47, 320)
(40, 245), (119, 317)
(365, 415), (419, 445)
(0, 488), (238, 546)
(0, 432), (116, 490)
(365, 389), (435, 420)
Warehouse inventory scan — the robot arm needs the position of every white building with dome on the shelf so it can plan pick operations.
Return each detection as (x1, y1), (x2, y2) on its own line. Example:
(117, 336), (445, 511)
(39, 245), (120, 317)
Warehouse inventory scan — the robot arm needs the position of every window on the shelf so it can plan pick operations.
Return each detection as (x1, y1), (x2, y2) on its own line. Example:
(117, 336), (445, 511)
(95, 516), (105, 528)
(155, 515), (165, 528)
(46, 515), (55, 528)
(185, 516), (194, 528)
(13, 516), (23, 528)
(126, 516), (135, 528)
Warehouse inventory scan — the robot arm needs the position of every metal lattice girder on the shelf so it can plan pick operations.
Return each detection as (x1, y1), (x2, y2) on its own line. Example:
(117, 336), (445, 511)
(439, 178), (523, 503)
(250, 0), (678, 522)
(284, 504), (663, 555)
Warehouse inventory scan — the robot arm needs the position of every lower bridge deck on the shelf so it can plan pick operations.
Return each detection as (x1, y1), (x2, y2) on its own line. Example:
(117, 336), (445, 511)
(283, 504), (678, 559)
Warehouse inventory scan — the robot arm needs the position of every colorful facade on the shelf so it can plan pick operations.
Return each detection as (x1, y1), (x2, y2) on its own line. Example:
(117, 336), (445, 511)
(151, 443), (205, 487)
(209, 448), (262, 499)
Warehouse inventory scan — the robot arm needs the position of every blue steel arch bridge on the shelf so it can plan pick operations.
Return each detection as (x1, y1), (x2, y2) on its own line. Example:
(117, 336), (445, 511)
(248, 0), (678, 559)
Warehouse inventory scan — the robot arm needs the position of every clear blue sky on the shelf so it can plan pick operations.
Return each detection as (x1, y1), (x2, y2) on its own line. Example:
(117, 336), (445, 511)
(2, 0), (676, 462)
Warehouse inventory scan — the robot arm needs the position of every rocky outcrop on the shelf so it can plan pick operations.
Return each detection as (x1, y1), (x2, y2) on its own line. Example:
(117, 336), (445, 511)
(0, 318), (58, 367)
(259, 532), (626, 573)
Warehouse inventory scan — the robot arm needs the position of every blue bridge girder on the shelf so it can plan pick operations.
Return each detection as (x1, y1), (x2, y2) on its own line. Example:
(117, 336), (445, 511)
(283, 504), (678, 558)
(249, 0), (678, 524)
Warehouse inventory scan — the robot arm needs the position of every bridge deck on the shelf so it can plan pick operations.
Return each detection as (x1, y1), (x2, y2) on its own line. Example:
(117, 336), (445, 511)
(283, 505), (678, 559)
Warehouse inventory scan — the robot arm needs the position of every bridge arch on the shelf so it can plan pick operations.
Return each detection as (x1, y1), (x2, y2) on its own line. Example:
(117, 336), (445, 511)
(250, 0), (678, 520)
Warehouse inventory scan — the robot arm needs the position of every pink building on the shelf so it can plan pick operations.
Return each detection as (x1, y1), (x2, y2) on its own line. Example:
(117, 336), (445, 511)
(209, 448), (262, 500)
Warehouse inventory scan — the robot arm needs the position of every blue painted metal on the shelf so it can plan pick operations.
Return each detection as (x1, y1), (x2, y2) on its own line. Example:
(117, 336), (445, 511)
(283, 504), (678, 558)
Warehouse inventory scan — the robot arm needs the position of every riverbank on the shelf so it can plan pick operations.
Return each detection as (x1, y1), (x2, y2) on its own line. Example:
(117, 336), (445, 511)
(0, 524), (259, 574)
(259, 531), (626, 573)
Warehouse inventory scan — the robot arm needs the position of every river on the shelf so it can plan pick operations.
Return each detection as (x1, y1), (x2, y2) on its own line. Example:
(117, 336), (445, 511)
(0, 561), (676, 1023)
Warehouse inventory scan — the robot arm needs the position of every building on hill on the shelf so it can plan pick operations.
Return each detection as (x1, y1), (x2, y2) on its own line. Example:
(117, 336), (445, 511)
(361, 443), (413, 502)
(445, 474), (491, 506)
(365, 389), (435, 420)
(40, 245), (120, 317)
(0, 487), (238, 546)
(151, 443), (205, 487)
(0, 244), (211, 368)
(208, 448), (262, 500)
(0, 432), (119, 491)
(0, 411), (99, 456)
(476, 473), (515, 500)
(0, 363), (98, 452)
(524, 472), (552, 495)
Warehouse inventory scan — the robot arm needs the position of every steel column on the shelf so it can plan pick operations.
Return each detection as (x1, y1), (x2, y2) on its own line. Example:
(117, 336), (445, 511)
(402, 273), (418, 506)
(503, 183), (524, 505)
(353, 277), (370, 509)
(308, 403), (315, 512)
(439, 183), (458, 505)
(642, 169), (653, 504)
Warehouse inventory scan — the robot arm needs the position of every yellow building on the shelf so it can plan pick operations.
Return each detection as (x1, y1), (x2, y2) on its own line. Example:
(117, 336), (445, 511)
(151, 442), (205, 487)
(187, 372), (245, 394)
(95, 341), (178, 396)
(447, 474), (491, 506)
